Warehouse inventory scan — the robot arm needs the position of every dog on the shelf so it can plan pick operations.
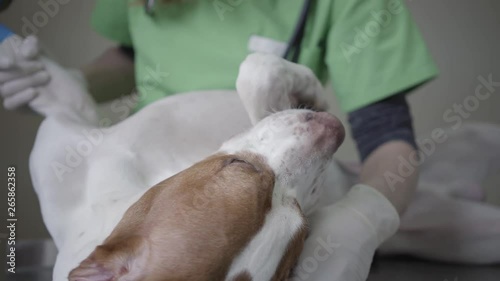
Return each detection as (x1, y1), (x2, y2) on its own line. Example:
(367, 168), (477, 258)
(25, 53), (500, 280)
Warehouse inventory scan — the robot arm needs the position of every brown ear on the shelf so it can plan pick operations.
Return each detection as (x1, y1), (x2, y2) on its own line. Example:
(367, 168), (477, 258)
(68, 235), (149, 281)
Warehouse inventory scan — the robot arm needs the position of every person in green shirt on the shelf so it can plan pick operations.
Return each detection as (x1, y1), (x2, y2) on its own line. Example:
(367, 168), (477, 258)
(88, 1), (437, 279)
(0, 0), (437, 280)
(88, 0), (437, 113)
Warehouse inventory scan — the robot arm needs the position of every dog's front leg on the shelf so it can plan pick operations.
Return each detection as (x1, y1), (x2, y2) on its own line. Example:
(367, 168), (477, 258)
(0, 36), (99, 124)
(30, 57), (99, 125)
(236, 53), (328, 124)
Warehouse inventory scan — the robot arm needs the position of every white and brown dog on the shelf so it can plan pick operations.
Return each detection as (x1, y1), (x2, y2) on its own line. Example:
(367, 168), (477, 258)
(24, 53), (500, 281)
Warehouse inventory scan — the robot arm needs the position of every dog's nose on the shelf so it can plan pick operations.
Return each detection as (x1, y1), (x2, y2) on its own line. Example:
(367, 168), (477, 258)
(304, 112), (346, 153)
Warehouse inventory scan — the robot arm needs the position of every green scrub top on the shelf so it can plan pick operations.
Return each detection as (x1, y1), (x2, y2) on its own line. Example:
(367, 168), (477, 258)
(92, 0), (438, 112)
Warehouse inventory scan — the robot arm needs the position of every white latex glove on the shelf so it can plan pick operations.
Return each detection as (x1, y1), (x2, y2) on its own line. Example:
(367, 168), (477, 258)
(0, 35), (50, 109)
(290, 184), (400, 281)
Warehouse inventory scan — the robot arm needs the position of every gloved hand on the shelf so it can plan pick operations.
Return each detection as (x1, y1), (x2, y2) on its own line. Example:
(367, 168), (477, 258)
(0, 35), (50, 109)
(290, 184), (400, 281)
(0, 35), (97, 123)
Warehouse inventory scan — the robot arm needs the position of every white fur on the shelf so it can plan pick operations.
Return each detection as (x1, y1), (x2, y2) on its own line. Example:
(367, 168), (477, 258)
(225, 190), (304, 281)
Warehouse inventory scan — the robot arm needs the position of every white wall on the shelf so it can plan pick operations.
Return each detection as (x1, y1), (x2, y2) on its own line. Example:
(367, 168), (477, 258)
(0, 0), (498, 239)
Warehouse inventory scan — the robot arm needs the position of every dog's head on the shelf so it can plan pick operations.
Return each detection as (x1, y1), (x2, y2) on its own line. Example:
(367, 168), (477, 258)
(221, 109), (345, 214)
(69, 110), (344, 281)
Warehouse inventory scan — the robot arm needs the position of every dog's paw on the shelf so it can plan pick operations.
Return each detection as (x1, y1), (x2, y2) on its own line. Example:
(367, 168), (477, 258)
(237, 53), (328, 124)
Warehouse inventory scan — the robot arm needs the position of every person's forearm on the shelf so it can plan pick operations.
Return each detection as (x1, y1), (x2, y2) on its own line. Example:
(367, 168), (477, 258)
(81, 47), (135, 103)
(359, 140), (418, 215)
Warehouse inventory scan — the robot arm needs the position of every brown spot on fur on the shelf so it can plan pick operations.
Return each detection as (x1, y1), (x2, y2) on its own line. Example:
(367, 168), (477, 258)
(69, 153), (275, 281)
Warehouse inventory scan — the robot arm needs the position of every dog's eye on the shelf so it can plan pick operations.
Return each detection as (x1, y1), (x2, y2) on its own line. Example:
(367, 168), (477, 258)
(224, 158), (259, 172)
(231, 158), (244, 163)
(227, 158), (249, 165)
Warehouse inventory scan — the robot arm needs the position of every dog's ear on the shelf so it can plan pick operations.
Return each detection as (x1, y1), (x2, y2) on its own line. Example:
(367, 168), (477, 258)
(68, 235), (149, 281)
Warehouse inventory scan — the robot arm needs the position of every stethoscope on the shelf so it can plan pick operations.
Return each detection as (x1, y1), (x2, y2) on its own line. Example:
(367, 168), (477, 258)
(145, 0), (312, 63)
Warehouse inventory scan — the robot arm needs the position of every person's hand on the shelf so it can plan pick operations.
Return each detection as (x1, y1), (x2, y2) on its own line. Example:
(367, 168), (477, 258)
(0, 35), (97, 122)
(290, 184), (400, 281)
(0, 35), (50, 110)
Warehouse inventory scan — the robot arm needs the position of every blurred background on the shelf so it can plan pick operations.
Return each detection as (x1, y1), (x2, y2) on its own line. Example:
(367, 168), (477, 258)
(0, 0), (499, 280)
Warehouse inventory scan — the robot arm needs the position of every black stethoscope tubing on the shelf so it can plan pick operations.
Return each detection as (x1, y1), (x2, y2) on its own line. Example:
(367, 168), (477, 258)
(283, 0), (312, 63)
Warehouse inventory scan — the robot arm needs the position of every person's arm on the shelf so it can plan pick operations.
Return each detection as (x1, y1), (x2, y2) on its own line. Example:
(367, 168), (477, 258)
(87, 0), (136, 102)
(80, 46), (135, 103)
(349, 93), (418, 214)
(293, 94), (415, 281)
(294, 1), (437, 279)
(360, 141), (417, 214)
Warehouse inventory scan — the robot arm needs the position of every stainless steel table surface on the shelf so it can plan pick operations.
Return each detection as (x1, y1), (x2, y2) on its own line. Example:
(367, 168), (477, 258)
(5, 240), (500, 281)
